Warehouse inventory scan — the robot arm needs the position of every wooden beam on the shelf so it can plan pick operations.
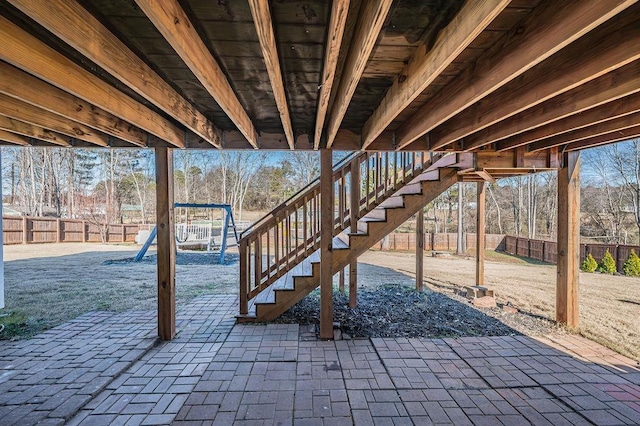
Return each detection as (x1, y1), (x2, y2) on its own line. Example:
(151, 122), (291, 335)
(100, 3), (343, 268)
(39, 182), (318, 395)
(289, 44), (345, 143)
(155, 147), (176, 340)
(455, 59), (640, 153)
(314, 0), (350, 150)
(325, 0), (393, 149)
(0, 62), (146, 148)
(136, 0), (258, 149)
(0, 115), (70, 147)
(416, 208), (424, 291)
(497, 92), (640, 151)
(361, 0), (509, 149)
(0, 16), (185, 148)
(0, 129), (30, 146)
(8, 0), (220, 148)
(476, 181), (486, 286)
(529, 111), (640, 152)
(248, 0), (294, 150)
(557, 151), (580, 328)
(431, 12), (640, 151)
(395, 0), (635, 150)
(320, 149), (334, 339)
(0, 94), (109, 146)
(349, 157), (359, 308)
(565, 124), (640, 151)
(476, 169), (496, 184)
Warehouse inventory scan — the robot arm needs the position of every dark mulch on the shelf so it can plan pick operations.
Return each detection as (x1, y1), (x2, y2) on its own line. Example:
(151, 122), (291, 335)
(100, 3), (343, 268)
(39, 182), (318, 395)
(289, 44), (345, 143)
(274, 283), (560, 339)
(103, 251), (239, 266)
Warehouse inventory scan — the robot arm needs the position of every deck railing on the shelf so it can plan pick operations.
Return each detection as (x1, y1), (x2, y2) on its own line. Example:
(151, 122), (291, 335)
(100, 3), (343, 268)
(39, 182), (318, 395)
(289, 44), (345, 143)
(239, 151), (437, 314)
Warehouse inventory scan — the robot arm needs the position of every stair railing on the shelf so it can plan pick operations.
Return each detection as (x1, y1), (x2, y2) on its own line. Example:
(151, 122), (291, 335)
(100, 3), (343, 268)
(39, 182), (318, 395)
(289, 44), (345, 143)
(239, 151), (439, 315)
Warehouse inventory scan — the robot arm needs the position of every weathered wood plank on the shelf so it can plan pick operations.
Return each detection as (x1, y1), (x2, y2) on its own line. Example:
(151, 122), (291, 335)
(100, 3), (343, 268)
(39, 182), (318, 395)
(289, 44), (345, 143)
(396, 0), (636, 150)
(325, 0), (393, 149)
(320, 149), (334, 339)
(565, 124), (640, 151)
(0, 16), (185, 148)
(0, 116), (70, 147)
(136, 0), (258, 148)
(0, 129), (30, 146)
(248, 0), (295, 150)
(416, 207), (424, 291)
(8, 0), (221, 148)
(361, 0), (509, 148)
(476, 181), (486, 286)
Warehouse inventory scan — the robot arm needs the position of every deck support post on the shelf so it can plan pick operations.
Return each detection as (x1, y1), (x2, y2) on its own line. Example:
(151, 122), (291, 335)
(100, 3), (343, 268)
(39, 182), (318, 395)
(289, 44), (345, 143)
(557, 151), (580, 328)
(155, 147), (176, 340)
(320, 148), (334, 339)
(0, 149), (4, 308)
(349, 158), (359, 308)
(416, 208), (424, 291)
(456, 183), (465, 254)
(476, 181), (486, 286)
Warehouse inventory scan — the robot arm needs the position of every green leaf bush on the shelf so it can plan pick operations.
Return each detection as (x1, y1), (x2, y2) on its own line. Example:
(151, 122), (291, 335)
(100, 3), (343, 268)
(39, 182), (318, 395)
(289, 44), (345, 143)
(597, 250), (617, 274)
(623, 249), (640, 277)
(580, 253), (598, 273)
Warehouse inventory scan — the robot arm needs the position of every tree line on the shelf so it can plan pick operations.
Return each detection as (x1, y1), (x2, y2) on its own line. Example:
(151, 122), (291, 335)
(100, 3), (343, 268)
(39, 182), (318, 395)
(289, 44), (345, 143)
(2, 140), (640, 244)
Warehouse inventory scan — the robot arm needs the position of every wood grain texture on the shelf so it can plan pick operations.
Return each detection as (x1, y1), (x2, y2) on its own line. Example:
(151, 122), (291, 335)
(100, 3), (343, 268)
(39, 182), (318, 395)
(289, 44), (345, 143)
(155, 147), (176, 340)
(415, 208), (424, 291)
(0, 62), (146, 148)
(0, 94), (109, 146)
(0, 16), (185, 148)
(325, 0), (393, 149)
(248, 0), (294, 149)
(314, 0), (350, 149)
(434, 14), (640, 151)
(396, 0), (636, 150)
(557, 151), (580, 328)
(361, 0), (509, 148)
(0, 115), (71, 147)
(565, 124), (640, 151)
(0, 129), (30, 146)
(320, 149), (334, 339)
(475, 181), (486, 286)
(497, 92), (640, 151)
(349, 158), (359, 308)
(136, 0), (258, 148)
(8, 0), (221, 148)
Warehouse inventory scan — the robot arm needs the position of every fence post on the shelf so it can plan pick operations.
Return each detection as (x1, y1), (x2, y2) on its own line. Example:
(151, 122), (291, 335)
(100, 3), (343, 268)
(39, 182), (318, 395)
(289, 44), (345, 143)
(22, 216), (28, 244)
(81, 220), (87, 243)
(121, 225), (126, 242)
(56, 219), (61, 243)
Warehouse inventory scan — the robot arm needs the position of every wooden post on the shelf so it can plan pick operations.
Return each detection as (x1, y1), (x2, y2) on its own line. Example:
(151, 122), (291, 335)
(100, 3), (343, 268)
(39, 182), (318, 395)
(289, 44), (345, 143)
(155, 147), (176, 340)
(22, 216), (27, 244)
(557, 151), (580, 328)
(56, 219), (61, 243)
(320, 148), (334, 339)
(476, 181), (486, 286)
(81, 220), (86, 243)
(339, 268), (345, 293)
(349, 158), (359, 308)
(121, 224), (126, 242)
(416, 208), (424, 291)
(456, 182), (464, 254)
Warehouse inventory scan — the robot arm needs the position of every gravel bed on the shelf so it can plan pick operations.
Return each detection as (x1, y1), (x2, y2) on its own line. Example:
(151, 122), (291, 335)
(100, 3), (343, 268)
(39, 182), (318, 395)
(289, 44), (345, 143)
(274, 283), (562, 339)
(103, 251), (239, 266)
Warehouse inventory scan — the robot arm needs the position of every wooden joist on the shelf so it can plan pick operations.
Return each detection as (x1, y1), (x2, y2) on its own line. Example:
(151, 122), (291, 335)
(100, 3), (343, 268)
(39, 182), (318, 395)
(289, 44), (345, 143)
(396, 0), (635, 150)
(0, 115), (71, 147)
(136, 0), (258, 149)
(0, 129), (30, 146)
(325, 0), (393, 149)
(314, 0), (350, 150)
(435, 14), (640, 151)
(0, 16), (185, 148)
(8, 0), (221, 148)
(497, 92), (640, 151)
(565, 124), (640, 151)
(528, 111), (640, 152)
(475, 170), (496, 184)
(248, 0), (294, 150)
(360, 0), (510, 149)
(464, 61), (640, 151)
(0, 62), (146, 148)
(0, 94), (109, 147)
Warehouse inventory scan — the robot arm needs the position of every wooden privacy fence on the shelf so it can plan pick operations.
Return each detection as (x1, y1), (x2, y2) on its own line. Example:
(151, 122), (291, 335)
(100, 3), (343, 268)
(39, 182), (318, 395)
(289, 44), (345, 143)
(503, 236), (640, 273)
(2, 216), (147, 244)
(371, 233), (506, 252)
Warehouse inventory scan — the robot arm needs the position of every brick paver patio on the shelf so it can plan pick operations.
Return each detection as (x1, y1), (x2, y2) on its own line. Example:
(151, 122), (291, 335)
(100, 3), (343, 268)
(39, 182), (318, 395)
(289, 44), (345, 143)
(0, 295), (638, 425)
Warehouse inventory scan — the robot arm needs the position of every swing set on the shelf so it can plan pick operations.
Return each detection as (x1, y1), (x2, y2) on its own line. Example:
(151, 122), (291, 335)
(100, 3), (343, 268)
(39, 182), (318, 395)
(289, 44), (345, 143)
(134, 203), (239, 264)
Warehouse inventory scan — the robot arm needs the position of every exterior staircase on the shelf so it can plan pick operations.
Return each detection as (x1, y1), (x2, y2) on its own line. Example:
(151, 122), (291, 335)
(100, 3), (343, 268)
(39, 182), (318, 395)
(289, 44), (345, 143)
(238, 151), (472, 321)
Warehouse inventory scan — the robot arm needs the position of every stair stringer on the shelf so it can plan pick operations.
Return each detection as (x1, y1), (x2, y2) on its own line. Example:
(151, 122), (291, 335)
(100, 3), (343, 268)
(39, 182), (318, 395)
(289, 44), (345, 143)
(254, 167), (459, 321)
